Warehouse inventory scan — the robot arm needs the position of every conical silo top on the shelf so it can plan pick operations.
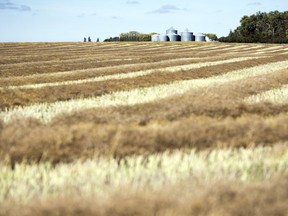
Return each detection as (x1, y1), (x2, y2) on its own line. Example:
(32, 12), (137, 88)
(166, 27), (178, 34)
(167, 26), (176, 31)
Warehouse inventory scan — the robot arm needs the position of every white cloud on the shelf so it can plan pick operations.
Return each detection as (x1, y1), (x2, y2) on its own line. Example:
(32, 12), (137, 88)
(0, 0), (31, 11)
(247, 2), (262, 6)
(149, 4), (185, 14)
(126, 1), (140, 5)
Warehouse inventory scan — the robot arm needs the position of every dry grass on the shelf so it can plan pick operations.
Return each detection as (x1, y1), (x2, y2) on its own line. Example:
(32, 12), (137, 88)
(1, 42), (288, 215)
(245, 85), (288, 104)
(0, 177), (287, 216)
(2, 66), (288, 123)
(0, 55), (257, 87)
(1, 55), (287, 110)
(1, 114), (288, 164)
(0, 42), (271, 77)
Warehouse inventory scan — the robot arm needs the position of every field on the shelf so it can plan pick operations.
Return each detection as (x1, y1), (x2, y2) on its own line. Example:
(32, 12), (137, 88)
(0, 42), (288, 216)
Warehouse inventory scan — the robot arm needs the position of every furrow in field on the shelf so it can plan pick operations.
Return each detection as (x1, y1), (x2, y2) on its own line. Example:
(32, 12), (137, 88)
(0, 46), (247, 77)
(50, 69), (288, 126)
(0, 55), (285, 110)
(0, 43), (262, 66)
(179, 45), (282, 58)
(0, 53), (262, 86)
(0, 57), (140, 78)
(1, 60), (288, 122)
(225, 46), (285, 55)
(251, 47), (288, 55)
(3, 56), (265, 90)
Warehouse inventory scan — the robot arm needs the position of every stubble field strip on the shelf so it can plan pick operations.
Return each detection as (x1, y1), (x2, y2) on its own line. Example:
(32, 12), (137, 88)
(1, 55), (286, 110)
(0, 146), (287, 202)
(249, 47), (288, 55)
(2, 66), (287, 125)
(0, 47), (254, 77)
(2, 44), (284, 66)
(2, 59), (288, 122)
(0, 44), (254, 76)
(0, 57), (141, 78)
(1, 176), (287, 216)
(48, 68), (288, 126)
(0, 43), (272, 68)
(182, 44), (240, 51)
(0, 56), (231, 86)
(0, 43), (248, 56)
(0, 49), (271, 87)
(1, 112), (288, 164)
(1, 56), (266, 90)
(226, 48), (287, 56)
(245, 85), (288, 104)
(2, 69), (288, 165)
(75, 44), (267, 54)
(161, 44), (229, 51)
(155, 44), (264, 53)
(0, 54), (256, 87)
(226, 45), (271, 52)
(0, 49), (145, 64)
(100, 44), (234, 54)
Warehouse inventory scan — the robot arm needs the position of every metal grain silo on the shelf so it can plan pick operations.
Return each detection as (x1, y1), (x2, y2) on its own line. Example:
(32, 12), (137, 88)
(195, 33), (206, 42)
(181, 29), (194, 42)
(168, 33), (181, 42)
(159, 34), (169, 42)
(151, 34), (160, 42)
(166, 27), (178, 35)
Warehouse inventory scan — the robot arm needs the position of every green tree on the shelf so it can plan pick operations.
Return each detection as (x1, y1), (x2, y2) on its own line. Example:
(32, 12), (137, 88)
(204, 33), (218, 41)
(118, 31), (152, 41)
(103, 37), (120, 42)
(220, 10), (288, 43)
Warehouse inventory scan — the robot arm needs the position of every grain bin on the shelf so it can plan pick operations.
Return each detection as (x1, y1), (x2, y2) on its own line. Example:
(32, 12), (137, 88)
(159, 34), (169, 42)
(166, 27), (178, 35)
(168, 33), (181, 42)
(151, 34), (160, 42)
(195, 33), (206, 42)
(181, 29), (194, 42)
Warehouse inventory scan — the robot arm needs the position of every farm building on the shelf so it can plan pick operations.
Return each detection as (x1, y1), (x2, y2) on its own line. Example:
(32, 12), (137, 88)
(152, 27), (209, 42)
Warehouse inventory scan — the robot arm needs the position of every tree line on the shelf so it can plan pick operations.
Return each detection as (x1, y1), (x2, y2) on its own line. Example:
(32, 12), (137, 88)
(104, 31), (156, 42)
(219, 10), (288, 43)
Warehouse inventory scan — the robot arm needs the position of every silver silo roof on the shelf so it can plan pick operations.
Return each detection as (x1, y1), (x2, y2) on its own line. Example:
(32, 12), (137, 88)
(181, 29), (194, 42)
(195, 33), (206, 42)
(166, 27), (178, 35)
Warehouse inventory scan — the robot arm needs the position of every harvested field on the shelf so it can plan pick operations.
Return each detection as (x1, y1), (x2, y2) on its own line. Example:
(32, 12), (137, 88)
(0, 42), (288, 215)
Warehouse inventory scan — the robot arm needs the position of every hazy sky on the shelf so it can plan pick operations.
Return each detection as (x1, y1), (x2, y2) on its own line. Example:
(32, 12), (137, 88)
(0, 0), (286, 42)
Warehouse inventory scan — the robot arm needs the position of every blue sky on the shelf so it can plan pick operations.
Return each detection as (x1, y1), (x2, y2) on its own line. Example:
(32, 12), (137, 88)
(0, 0), (286, 42)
